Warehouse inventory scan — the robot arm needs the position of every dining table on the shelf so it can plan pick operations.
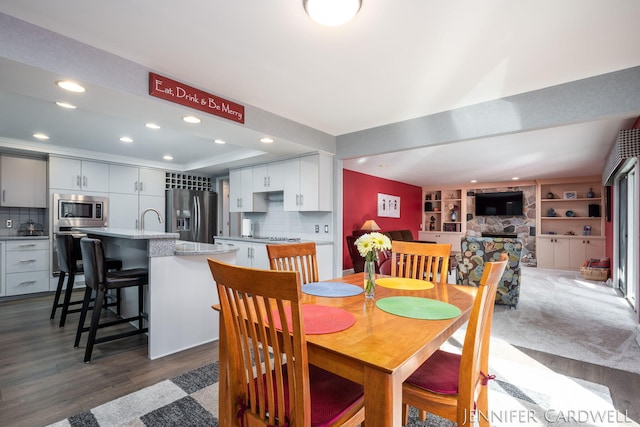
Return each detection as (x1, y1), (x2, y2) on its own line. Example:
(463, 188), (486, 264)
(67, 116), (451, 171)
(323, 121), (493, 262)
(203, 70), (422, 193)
(214, 271), (477, 427)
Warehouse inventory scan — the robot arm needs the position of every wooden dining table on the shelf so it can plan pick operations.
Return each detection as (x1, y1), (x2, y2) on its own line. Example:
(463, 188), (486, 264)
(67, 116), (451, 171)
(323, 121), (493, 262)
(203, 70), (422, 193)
(214, 272), (477, 427)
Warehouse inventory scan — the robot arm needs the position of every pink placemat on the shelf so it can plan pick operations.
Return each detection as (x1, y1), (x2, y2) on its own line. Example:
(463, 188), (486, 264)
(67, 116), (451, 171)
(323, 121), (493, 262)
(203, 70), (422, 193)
(268, 304), (355, 335)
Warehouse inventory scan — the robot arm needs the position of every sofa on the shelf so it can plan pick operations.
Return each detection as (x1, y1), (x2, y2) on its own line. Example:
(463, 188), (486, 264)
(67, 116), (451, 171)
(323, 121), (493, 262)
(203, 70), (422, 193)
(455, 236), (523, 308)
(346, 229), (431, 273)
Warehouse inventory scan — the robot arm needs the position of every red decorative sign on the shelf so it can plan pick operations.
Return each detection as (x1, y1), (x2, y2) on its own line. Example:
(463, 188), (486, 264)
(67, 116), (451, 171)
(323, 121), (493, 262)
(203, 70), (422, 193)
(149, 72), (244, 123)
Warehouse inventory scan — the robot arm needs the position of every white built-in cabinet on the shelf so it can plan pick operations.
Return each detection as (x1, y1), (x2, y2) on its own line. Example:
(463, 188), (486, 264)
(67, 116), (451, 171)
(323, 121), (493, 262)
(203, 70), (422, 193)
(283, 153), (333, 212)
(108, 165), (166, 231)
(49, 156), (109, 194)
(252, 161), (284, 192)
(215, 239), (270, 269)
(0, 155), (47, 207)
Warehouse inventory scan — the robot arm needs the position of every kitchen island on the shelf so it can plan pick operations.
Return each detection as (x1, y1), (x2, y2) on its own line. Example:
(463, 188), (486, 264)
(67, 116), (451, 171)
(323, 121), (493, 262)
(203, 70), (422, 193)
(73, 227), (238, 359)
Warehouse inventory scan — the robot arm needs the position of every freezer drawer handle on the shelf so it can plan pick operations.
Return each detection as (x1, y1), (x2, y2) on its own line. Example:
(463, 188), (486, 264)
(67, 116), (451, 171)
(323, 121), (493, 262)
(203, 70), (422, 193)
(19, 280), (37, 286)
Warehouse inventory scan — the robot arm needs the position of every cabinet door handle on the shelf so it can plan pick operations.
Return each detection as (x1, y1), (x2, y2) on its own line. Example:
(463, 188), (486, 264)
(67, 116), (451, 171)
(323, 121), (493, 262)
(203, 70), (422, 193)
(77, 175), (82, 188)
(83, 176), (87, 188)
(264, 177), (267, 187)
(267, 176), (270, 187)
(2, 190), (4, 203)
(134, 181), (139, 192)
(300, 194), (304, 206)
(19, 259), (37, 263)
(18, 244), (37, 248)
(140, 182), (145, 192)
(19, 280), (37, 286)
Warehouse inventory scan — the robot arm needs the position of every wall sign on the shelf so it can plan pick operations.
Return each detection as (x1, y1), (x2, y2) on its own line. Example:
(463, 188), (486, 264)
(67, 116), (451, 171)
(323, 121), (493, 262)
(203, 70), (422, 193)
(149, 72), (244, 123)
(377, 193), (400, 218)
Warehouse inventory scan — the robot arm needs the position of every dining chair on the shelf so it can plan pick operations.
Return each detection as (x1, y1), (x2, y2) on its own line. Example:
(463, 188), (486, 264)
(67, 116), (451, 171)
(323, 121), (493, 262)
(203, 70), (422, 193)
(389, 240), (452, 285)
(207, 258), (365, 427)
(401, 253), (508, 426)
(266, 241), (319, 284)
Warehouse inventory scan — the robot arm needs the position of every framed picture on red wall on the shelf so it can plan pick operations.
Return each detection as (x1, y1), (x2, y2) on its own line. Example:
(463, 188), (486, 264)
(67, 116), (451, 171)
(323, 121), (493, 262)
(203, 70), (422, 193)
(378, 193), (400, 218)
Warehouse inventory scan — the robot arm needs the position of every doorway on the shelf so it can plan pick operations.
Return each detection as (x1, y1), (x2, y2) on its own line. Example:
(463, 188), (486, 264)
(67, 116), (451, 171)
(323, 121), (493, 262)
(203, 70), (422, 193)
(615, 160), (638, 311)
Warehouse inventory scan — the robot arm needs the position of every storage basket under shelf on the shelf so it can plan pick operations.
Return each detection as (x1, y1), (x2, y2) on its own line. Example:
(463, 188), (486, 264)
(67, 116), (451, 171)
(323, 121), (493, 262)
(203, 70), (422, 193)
(580, 267), (609, 281)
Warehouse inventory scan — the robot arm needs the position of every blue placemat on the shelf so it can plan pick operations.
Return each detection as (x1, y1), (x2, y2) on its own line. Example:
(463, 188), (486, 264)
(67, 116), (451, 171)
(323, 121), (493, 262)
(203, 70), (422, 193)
(302, 281), (363, 297)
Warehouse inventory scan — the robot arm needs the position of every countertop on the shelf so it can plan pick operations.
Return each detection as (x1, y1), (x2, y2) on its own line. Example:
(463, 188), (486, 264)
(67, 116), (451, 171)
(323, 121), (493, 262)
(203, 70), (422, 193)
(0, 235), (49, 240)
(174, 240), (240, 256)
(214, 236), (333, 246)
(72, 227), (180, 240)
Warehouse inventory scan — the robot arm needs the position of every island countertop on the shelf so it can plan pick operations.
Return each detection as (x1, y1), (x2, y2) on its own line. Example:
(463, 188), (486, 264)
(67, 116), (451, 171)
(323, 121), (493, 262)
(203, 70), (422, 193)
(72, 227), (179, 240)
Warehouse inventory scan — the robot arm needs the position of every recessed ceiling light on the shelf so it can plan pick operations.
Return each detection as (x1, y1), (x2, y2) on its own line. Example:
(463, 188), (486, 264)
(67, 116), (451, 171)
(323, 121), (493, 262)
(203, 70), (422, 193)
(56, 80), (85, 93)
(303, 0), (362, 26)
(260, 137), (274, 143)
(163, 155), (174, 161)
(145, 123), (161, 129)
(214, 139), (226, 144)
(55, 101), (77, 109)
(120, 136), (133, 143)
(512, 177), (520, 180)
(33, 133), (49, 140)
(182, 115), (201, 124)
(470, 179), (478, 183)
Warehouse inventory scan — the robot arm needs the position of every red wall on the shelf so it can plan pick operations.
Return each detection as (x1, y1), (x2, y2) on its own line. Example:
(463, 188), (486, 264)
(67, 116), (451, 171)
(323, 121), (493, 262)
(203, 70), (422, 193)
(342, 169), (422, 270)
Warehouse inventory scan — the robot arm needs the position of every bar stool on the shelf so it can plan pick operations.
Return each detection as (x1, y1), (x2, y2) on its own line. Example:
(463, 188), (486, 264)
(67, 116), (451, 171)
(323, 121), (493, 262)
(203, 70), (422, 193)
(74, 237), (149, 363)
(50, 234), (124, 327)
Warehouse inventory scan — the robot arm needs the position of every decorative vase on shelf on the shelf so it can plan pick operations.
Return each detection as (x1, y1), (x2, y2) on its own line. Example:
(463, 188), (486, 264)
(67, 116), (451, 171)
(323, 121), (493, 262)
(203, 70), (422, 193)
(587, 188), (595, 198)
(363, 259), (376, 299)
(451, 211), (457, 221)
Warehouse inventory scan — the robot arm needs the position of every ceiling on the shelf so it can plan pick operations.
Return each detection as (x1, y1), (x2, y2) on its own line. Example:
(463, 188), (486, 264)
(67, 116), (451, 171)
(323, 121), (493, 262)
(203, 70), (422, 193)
(1, 1), (639, 186)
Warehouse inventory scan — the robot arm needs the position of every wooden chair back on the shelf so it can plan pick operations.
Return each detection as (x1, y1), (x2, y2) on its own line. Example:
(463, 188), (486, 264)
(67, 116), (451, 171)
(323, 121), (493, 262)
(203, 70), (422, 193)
(402, 253), (508, 426)
(208, 258), (311, 426)
(266, 242), (319, 284)
(390, 241), (451, 285)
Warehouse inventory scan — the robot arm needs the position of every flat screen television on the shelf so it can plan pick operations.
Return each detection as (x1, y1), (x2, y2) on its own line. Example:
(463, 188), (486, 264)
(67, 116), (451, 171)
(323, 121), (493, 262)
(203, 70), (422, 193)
(475, 191), (524, 216)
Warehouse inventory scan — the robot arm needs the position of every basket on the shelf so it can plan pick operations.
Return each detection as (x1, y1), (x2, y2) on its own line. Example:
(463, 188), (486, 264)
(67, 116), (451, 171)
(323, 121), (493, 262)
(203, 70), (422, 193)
(580, 267), (609, 281)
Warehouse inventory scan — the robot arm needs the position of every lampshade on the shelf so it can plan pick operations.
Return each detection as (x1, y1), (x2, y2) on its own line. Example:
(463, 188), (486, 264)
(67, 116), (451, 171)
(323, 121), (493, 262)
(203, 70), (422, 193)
(303, 0), (362, 27)
(360, 219), (380, 231)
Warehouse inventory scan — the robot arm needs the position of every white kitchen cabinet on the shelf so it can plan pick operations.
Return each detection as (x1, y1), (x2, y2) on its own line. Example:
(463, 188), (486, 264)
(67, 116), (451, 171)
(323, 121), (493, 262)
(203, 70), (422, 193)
(0, 155), (47, 207)
(0, 241), (4, 297)
(229, 167), (266, 212)
(283, 153), (333, 211)
(109, 165), (165, 231)
(5, 239), (50, 296)
(252, 161), (284, 192)
(215, 239), (269, 269)
(49, 156), (109, 193)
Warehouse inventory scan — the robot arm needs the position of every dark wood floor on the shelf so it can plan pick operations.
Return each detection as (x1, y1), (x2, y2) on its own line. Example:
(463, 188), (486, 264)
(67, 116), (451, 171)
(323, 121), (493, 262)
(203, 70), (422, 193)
(1, 291), (639, 426)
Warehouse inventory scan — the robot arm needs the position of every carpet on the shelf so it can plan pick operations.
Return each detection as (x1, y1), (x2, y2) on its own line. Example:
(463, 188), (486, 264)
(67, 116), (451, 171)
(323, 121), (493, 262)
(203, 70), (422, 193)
(490, 266), (640, 375)
(48, 350), (625, 427)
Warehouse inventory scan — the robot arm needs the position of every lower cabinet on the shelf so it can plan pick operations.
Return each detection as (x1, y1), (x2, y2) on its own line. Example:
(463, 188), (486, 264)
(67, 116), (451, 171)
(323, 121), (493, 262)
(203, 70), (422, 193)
(537, 236), (605, 270)
(418, 231), (463, 249)
(215, 239), (270, 270)
(5, 239), (50, 296)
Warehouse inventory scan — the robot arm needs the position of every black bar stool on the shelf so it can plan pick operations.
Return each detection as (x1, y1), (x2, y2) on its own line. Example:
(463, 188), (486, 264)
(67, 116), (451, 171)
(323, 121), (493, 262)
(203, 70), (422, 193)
(50, 234), (123, 327)
(74, 237), (149, 363)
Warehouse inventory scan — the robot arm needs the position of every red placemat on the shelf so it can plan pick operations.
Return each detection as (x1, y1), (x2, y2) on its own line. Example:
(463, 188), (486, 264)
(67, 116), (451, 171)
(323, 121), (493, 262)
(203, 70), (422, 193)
(268, 304), (355, 335)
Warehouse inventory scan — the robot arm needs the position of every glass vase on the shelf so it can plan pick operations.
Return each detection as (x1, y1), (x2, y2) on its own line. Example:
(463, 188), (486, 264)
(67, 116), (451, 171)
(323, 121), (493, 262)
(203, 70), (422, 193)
(451, 211), (457, 221)
(363, 259), (376, 299)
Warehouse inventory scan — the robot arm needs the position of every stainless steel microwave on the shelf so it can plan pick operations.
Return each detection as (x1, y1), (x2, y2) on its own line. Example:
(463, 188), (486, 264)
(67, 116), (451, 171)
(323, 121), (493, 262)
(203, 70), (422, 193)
(53, 193), (108, 230)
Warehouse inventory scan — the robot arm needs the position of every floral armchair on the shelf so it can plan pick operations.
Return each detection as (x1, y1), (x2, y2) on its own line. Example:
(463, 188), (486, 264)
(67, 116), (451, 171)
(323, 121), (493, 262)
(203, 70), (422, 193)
(455, 237), (523, 308)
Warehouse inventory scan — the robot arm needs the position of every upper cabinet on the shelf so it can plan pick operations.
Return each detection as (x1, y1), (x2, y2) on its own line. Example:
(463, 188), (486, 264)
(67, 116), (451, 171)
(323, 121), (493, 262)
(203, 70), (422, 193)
(252, 161), (284, 192)
(109, 165), (165, 196)
(109, 165), (166, 230)
(229, 167), (267, 213)
(0, 155), (47, 208)
(283, 153), (333, 212)
(49, 156), (109, 194)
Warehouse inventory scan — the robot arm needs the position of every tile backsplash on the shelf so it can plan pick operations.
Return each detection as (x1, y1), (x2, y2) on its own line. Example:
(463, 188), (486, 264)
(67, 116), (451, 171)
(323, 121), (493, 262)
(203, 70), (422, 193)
(0, 207), (48, 237)
(243, 200), (333, 241)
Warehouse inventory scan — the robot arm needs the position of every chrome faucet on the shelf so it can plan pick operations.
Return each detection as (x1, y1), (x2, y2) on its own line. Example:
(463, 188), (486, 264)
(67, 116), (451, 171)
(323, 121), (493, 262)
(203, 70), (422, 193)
(140, 208), (163, 231)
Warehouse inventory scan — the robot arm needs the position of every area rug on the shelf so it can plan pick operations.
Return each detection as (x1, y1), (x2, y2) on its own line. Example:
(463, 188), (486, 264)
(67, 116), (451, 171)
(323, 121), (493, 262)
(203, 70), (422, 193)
(48, 352), (625, 427)
(490, 266), (640, 375)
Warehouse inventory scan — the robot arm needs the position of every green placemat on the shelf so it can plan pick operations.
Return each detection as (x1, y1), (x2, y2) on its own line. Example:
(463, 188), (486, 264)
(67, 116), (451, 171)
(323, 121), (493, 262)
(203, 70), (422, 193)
(376, 296), (461, 320)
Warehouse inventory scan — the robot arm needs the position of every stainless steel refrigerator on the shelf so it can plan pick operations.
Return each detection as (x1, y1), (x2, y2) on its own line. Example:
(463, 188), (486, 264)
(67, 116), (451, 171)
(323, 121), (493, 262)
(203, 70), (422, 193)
(165, 189), (217, 243)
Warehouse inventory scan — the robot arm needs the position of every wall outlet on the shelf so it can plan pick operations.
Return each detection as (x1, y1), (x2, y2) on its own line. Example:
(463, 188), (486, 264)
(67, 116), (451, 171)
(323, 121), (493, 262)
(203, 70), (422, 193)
(315, 224), (319, 233)
(6, 219), (12, 228)
(324, 224), (329, 233)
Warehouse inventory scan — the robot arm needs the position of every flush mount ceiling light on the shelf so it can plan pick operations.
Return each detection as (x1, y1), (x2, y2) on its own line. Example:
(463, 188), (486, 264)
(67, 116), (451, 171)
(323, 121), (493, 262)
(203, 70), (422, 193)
(55, 101), (77, 109)
(33, 133), (49, 140)
(260, 137), (274, 143)
(56, 80), (86, 93)
(182, 115), (201, 124)
(303, 0), (362, 26)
